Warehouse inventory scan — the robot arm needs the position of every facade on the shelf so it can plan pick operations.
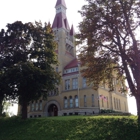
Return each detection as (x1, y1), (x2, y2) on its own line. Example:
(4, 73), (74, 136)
(19, 0), (129, 118)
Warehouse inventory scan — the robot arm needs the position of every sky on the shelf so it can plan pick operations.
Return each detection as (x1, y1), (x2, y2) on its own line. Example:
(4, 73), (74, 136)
(0, 0), (137, 115)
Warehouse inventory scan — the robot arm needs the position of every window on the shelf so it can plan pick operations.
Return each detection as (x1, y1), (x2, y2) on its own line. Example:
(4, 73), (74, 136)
(119, 99), (121, 110)
(30, 103), (32, 111)
(72, 78), (78, 89)
(55, 88), (59, 95)
(113, 78), (116, 91)
(39, 100), (42, 110)
(75, 95), (78, 107)
(64, 97), (68, 108)
(106, 97), (109, 108)
(92, 94), (94, 106)
(56, 67), (58, 72)
(69, 96), (73, 108)
(84, 95), (87, 107)
(102, 98), (104, 107)
(124, 102), (126, 111)
(65, 79), (70, 90)
(35, 101), (38, 111)
(83, 78), (87, 88)
(116, 99), (118, 110)
(114, 98), (116, 109)
(100, 82), (105, 88)
(31, 102), (34, 111)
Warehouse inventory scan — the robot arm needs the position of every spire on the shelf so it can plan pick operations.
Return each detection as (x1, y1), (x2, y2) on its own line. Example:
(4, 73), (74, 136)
(55, 0), (67, 8)
(70, 25), (75, 36)
(52, 0), (70, 30)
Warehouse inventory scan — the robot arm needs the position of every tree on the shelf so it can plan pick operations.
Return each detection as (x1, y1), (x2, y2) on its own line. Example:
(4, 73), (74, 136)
(76, 0), (140, 119)
(0, 21), (60, 119)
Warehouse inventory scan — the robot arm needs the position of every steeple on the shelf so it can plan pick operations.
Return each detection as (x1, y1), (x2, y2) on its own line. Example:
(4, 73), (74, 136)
(55, 0), (67, 8)
(52, 0), (70, 30)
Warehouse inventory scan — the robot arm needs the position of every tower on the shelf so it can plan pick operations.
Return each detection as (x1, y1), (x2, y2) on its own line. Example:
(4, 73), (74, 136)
(52, 0), (76, 74)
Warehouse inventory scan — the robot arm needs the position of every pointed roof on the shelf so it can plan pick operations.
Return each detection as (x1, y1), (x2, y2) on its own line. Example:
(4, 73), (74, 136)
(55, 0), (67, 8)
(64, 58), (79, 69)
(52, 12), (70, 30)
(52, 0), (70, 30)
(70, 25), (75, 36)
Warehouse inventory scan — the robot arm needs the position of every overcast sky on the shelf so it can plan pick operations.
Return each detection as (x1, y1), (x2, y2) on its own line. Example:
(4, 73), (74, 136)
(0, 0), (137, 115)
(0, 0), (87, 32)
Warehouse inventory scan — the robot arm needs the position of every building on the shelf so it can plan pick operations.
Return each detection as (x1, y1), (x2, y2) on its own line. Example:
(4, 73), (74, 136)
(20, 0), (128, 118)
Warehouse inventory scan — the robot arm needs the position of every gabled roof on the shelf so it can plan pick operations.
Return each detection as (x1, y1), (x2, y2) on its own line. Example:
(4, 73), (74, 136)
(55, 0), (67, 8)
(52, 12), (70, 30)
(64, 58), (79, 69)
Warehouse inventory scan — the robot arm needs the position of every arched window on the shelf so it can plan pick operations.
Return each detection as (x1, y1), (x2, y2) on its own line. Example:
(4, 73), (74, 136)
(102, 98), (104, 107)
(75, 95), (78, 107)
(39, 100), (42, 110)
(124, 102), (126, 111)
(92, 94), (94, 106)
(64, 97), (68, 108)
(84, 95), (86, 107)
(35, 101), (39, 111)
(119, 99), (121, 110)
(69, 96), (73, 108)
(106, 96), (109, 108)
(31, 102), (34, 111)
(30, 102), (32, 111)
(117, 99), (119, 110)
(114, 98), (116, 109)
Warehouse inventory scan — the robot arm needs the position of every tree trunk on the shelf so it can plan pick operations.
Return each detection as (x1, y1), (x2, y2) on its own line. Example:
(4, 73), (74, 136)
(21, 101), (28, 119)
(135, 95), (140, 121)
(0, 100), (3, 116)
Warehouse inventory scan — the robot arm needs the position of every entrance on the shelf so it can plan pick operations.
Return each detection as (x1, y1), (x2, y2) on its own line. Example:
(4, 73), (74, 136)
(48, 104), (58, 116)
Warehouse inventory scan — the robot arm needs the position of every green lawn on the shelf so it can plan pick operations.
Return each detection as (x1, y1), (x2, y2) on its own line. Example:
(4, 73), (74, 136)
(0, 115), (139, 140)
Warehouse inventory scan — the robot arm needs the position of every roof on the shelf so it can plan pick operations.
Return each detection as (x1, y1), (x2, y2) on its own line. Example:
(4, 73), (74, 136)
(64, 58), (79, 69)
(55, 0), (67, 8)
(52, 12), (70, 30)
(70, 25), (75, 36)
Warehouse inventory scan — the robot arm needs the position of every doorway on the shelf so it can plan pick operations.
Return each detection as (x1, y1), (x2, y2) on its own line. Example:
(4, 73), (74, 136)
(48, 104), (58, 116)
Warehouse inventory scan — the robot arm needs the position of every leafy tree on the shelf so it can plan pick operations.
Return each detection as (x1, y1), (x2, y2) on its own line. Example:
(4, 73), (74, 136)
(0, 21), (60, 119)
(76, 0), (140, 119)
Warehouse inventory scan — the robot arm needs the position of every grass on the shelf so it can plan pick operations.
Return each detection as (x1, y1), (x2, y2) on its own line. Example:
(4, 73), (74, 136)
(0, 115), (139, 140)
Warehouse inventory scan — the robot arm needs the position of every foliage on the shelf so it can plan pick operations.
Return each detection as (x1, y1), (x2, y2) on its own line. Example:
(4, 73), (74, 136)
(76, 0), (140, 118)
(100, 109), (131, 115)
(0, 21), (60, 119)
(0, 116), (139, 140)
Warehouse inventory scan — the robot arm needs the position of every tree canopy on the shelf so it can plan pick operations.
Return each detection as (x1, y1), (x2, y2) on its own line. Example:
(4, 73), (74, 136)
(76, 0), (140, 119)
(0, 21), (60, 119)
